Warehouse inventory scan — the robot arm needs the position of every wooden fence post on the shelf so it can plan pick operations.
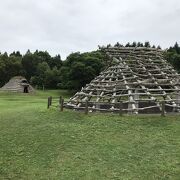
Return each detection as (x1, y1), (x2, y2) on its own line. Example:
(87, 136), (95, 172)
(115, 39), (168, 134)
(60, 98), (64, 112)
(47, 97), (50, 109)
(49, 96), (52, 106)
(59, 96), (62, 110)
(161, 101), (165, 117)
(85, 100), (88, 115)
(119, 101), (123, 116)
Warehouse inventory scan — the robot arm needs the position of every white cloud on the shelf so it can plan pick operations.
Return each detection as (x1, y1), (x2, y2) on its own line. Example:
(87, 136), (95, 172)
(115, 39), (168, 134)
(0, 0), (179, 59)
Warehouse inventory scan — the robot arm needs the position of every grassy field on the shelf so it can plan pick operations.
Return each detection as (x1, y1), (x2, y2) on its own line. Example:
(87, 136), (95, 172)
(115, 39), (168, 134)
(0, 90), (180, 180)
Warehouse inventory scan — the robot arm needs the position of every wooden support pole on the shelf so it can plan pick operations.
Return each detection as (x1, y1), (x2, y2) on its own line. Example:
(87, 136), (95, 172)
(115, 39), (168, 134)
(60, 98), (64, 112)
(47, 97), (50, 109)
(119, 101), (123, 116)
(49, 96), (52, 106)
(161, 101), (165, 117)
(174, 92), (180, 112)
(134, 89), (139, 113)
(59, 96), (62, 110)
(85, 100), (89, 115)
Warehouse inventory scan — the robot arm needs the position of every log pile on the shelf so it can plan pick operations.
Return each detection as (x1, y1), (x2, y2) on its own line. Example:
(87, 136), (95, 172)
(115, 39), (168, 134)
(66, 47), (180, 114)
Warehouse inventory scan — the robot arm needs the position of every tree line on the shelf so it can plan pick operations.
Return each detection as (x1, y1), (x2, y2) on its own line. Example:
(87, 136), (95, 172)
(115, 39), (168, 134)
(0, 50), (106, 90)
(165, 42), (180, 72)
(0, 42), (179, 90)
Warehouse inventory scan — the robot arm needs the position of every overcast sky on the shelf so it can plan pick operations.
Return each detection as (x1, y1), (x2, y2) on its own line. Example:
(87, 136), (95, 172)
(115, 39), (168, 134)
(0, 0), (179, 59)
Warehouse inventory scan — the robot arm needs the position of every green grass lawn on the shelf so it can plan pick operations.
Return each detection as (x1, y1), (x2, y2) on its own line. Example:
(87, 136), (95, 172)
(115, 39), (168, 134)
(0, 90), (180, 180)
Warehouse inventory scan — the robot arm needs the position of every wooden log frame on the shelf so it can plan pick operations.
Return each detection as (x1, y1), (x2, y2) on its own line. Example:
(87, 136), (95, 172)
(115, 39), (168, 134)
(66, 47), (180, 114)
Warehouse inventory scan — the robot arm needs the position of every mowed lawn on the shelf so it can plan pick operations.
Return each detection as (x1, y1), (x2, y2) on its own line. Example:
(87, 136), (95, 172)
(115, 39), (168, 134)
(0, 91), (180, 180)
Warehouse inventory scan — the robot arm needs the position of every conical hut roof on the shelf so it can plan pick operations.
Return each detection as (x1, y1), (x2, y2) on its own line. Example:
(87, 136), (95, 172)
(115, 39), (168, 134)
(1, 76), (34, 93)
(66, 47), (180, 114)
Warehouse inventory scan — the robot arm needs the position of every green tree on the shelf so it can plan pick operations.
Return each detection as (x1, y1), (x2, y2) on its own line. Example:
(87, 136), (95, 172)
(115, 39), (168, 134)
(0, 53), (22, 87)
(45, 67), (61, 89)
(22, 51), (38, 80)
(144, 41), (151, 47)
(125, 42), (131, 47)
(60, 51), (106, 90)
(132, 42), (137, 47)
(31, 62), (50, 89)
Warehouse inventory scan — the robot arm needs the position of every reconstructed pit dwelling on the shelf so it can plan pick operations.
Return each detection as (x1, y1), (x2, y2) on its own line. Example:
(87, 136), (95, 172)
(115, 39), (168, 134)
(1, 76), (34, 93)
(66, 46), (180, 114)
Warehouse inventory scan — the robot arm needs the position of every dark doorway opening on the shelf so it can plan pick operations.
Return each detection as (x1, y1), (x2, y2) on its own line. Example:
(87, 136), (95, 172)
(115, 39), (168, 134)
(24, 86), (29, 93)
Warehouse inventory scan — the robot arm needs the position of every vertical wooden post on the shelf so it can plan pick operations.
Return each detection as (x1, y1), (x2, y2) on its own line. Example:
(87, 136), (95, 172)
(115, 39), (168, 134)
(161, 101), (165, 117)
(85, 100), (88, 115)
(47, 97), (50, 109)
(49, 96), (52, 106)
(119, 101), (123, 116)
(59, 96), (62, 110)
(60, 98), (64, 111)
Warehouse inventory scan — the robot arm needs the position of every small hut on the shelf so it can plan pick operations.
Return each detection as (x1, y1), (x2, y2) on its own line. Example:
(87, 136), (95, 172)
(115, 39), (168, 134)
(1, 76), (34, 93)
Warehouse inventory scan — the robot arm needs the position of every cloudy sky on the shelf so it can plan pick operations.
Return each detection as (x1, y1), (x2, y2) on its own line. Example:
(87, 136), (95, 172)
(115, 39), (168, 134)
(0, 0), (179, 59)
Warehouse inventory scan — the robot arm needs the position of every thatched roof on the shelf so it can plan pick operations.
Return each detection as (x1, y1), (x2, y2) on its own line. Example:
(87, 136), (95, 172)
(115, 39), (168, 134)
(1, 76), (34, 93)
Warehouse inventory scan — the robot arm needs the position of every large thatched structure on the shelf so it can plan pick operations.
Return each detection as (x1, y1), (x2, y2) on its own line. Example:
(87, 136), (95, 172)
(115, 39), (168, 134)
(66, 46), (180, 114)
(1, 76), (34, 93)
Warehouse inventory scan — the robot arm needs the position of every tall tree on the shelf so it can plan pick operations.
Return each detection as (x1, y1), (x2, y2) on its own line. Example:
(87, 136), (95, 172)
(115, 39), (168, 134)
(144, 41), (151, 47)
